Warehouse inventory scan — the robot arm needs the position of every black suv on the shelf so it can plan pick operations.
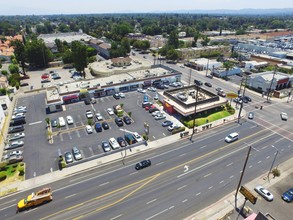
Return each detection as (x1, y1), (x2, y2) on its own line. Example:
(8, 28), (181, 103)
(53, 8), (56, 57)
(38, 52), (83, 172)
(102, 121), (109, 130)
(115, 117), (124, 127)
(194, 79), (203, 86)
(123, 116), (132, 125)
(113, 94), (120, 100)
(84, 99), (91, 105)
(135, 160), (152, 170)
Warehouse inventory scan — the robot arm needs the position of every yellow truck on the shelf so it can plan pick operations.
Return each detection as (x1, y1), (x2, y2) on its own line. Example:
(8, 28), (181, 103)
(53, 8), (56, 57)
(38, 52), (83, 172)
(17, 188), (53, 212)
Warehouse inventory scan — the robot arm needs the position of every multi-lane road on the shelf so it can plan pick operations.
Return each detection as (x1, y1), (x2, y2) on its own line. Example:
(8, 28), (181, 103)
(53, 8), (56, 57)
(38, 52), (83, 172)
(1, 101), (293, 220)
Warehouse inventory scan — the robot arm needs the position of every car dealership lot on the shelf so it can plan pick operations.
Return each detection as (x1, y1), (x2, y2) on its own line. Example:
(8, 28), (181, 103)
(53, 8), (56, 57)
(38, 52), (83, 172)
(17, 90), (174, 178)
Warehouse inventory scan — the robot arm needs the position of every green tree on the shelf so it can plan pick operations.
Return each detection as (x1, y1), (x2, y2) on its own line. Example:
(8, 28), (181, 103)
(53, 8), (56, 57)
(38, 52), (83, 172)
(26, 39), (53, 68)
(223, 61), (234, 79)
(8, 64), (19, 74)
(168, 30), (179, 49)
(11, 40), (27, 74)
(121, 37), (131, 53)
(86, 47), (97, 57)
(201, 35), (210, 46)
(62, 50), (73, 64)
(166, 49), (179, 61)
(71, 41), (88, 78)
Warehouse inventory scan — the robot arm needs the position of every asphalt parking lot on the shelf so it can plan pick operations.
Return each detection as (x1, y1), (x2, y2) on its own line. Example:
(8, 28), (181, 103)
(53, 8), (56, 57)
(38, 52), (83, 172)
(14, 90), (178, 179)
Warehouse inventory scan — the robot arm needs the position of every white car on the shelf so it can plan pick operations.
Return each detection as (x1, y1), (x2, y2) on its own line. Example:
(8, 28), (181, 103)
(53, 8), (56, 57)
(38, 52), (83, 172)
(155, 113), (166, 120)
(147, 87), (157, 92)
(5, 141), (24, 150)
(4, 150), (23, 160)
(133, 132), (143, 142)
(109, 137), (120, 150)
(8, 132), (25, 141)
(281, 112), (288, 120)
(152, 110), (161, 116)
(154, 93), (159, 100)
(86, 110), (93, 119)
(14, 106), (26, 111)
(254, 186), (274, 201)
(168, 124), (180, 132)
(95, 113), (103, 121)
(137, 88), (146, 93)
(119, 92), (125, 98)
(66, 115), (74, 125)
(12, 113), (25, 119)
(107, 108), (114, 116)
(58, 117), (66, 127)
(85, 125), (93, 134)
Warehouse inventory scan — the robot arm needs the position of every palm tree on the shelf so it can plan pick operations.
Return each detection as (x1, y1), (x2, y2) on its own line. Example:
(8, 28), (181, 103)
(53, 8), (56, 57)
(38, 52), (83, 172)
(223, 61), (234, 80)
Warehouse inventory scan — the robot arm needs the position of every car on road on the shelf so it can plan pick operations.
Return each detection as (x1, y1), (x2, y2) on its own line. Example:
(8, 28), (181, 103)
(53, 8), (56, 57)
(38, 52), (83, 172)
(162, 120), (173, 127)
(282, 188), (293, 202)
(117, 137), (127, 147)
(225, 132), (239, 143)
(147, 87), (157, 92)
(281, 112), (288, 121)
(248, 112), (254, 119)
(218, 91), (226, 97)
(109, 137), (120, 150)
(216, 88), (223, 93)
(8, 132), (25, 141)
(5, 141), (24, 150)
(206, 74), (213, 79)
(155, 113), (166, 120)
(119, 92), (125, 98)
(194, 79), (203, 86)
(243, 96), (252, 102)
(72, 147), (82, 160)
(102, 121), (109, 130)
(254, 186), (273, 201)
(107, 108), (114, 116)
(137, 88), (146, 93)
(85, 125), (93, 134)
(66, 115), (74, 125)
(168, 124), (180, 132)
(154, 93), (159, 100)
(233, 98), (243, 104)
(204, 82), (212, 87)
(64, 152), (73, 164)
(133, 132), (143, 142)
(90, 98), (96, 104)
(123, 116), (132, 125)
(86, 110), (93, 119)
(102, 141), (111, 152)
(3, 150), (23, 160)
(115, 117), (124, 127)
(113, 93), (120, 99)
(95, 113), (103, 121)
(135, 160), (151, 170)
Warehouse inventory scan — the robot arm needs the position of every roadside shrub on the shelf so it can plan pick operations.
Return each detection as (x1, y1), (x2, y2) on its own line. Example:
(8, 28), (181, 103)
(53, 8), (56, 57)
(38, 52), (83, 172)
(18, 167), (24, 176)
(19, 162), (24, 167)
(272, 168), (281, 178)
(12, 164), (18, 168)
(87, 119), (93, 125)
(0, 162), (8, 171)
(0, 171), (7, 181)
(128, 112), (132, 117)
(172, 126), (186, 135)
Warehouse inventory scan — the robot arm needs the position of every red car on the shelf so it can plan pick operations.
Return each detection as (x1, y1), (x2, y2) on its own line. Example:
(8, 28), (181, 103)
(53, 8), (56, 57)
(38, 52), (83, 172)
(145, 105), (155, 110)
(41, 73), (50, 79)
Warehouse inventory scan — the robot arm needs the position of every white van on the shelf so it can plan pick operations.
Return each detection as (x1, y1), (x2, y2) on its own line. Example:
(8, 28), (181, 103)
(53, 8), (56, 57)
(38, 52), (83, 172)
(225, 132), (239, 143)
(58, 117), (66, 127)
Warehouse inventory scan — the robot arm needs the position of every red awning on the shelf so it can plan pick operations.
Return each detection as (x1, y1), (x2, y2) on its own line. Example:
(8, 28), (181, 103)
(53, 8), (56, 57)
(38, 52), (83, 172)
(63, 95), (79, 101)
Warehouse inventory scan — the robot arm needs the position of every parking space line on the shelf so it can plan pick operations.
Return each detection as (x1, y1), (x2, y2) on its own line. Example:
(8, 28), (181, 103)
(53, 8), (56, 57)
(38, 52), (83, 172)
(60, 134), (64, 142)
(88, 147), (94, 156)
(75, 130), (80, 138)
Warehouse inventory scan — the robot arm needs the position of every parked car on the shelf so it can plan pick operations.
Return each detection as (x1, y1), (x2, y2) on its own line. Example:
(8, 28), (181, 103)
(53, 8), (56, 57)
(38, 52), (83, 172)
(66, 115), (74, 125)
(113, 93), (120, 100)
(282, 188), (293, 202)
(51, 119), (58, 127)
(149, 108), (159, 113)
(137, 88), (146, 93)
(254, 186), (273, 201)
(84, 99), (91, 105)
(135, 160), (151, 170)
(8, 125), (24, 134)
(216, 88), (223, 93)
(86, 110), (93, 119)
(218, 91), (226, 97)
(14, 106), (26, 111)
(85, 125), (93, 134)
(90, 98), (96, 104)
(115, 117), (124, 127)
(95, 123), (102, 132)
(147, 87), (157, 92)
(125, 133), (137, 145)
(145, 105), (155, 110)
(12, 113), (25, 120)
(152, 110), (161, 117)
(13, 108), (27, 114)
(194, 79), (203, 86)
(119, 92), (125, 98)
(133, 132), (143, 142)
(142, 102), (152, 108)
(102, 141), (111, 152)
(204, 82), (212, 87)
(64, 152), (73, 164)
(154, 93), (159, 100)
(95, 113), (103, 121)
(117, 137), (127, 147)
(168, 124), (180, 132)
(58, 117), (66, 127)
(123, 116), (132, 125)
(162, 120), (173, 127)
(5, 141), (24, 150)
(102, 121), (109, 130)
(107, 108), (114, 116)
(155, 114), (166, 120)
(8, 132), (25, 141)
(281, 112), (288, 121)
(3, 150), (23, 160)
(72, 147), (82, 160)
(248, 112), (254, 119)
(20, 82), (29, 87)
(109, 137), (120, 150)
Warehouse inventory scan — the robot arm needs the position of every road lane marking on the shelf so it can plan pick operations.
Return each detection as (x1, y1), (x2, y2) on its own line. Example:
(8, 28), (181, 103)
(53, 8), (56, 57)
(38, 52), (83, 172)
(261, 146), (268, 150)
(129, 172), (137, 176)
(208, 186), (213, 190)
(257, 161), (262, 164)
(29, 121), (42, 125)
(200, 145), (207, 149)
(162, 133), (166, 136)
(0, 204), (16, 211)
(229, 175), (234, 179)
(218, 139), (222, 142)
(219, 180), (224, 184)
(156, 162), (164, 166)
(177, 185), (187, 191)
(146, 199), (157, 204)
(65, 194), (76, 199)
(182, 199), (188, 203)
(274, 138), (282, 144)
(195, 192), (201, 196)
(226, 162), (233, 167)
(145, 208), (169, 220)
(179, 153), (186, 157)
(99, 182), (109, 187)
(249, 165), (253, 168)
(111, 214), (122, 220)
(266, 156), (270, 159)
(204, 173), (212, 178)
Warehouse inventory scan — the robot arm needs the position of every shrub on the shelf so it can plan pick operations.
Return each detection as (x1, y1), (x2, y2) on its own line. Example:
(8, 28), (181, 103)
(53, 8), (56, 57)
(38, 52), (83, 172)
(0, 162), (8, 171)
(0, 171), (7, 181)
(19, 162), (24, 166)
(18, 167), (24, 176)
(172, 126), (186, 135)
(12, 164), (18, 168)
(272, 168), (281, 178)
(128, 112), (132, 117)
(87, 119), (93, 125)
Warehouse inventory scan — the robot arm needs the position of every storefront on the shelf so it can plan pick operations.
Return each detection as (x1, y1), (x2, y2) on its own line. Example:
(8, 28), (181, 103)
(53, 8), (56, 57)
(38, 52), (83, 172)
(62, 94), (79, 104)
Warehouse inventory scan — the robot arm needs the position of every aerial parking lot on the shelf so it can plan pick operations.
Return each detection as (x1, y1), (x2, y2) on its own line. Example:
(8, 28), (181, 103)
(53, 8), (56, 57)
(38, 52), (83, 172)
(13, 89), (179, 179)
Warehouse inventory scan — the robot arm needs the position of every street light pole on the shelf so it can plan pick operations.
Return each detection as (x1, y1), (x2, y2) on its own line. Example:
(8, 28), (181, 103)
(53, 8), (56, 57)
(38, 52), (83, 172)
(267, 145), (279, 182)
(266, 65), (277, 103)
(190, 85), (199, 142)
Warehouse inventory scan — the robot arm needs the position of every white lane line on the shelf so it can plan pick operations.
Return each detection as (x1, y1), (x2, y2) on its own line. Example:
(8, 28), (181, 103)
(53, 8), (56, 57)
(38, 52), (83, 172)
(195, 192), (201, 196)
(182, 199), (188, 203)
(204, 173), (212, 178)
(0, 204), (16, 211)
(250, 125), (257, 129)
(145, 208), (169, 220)
(288, 145), (291, 148)
(26, 207), (38, 213)
(200, 145), (207, 149)
(218, 139), (222, 142)
(261, 146), (268, 150)
(257, 161), (262, 164)
(208, 186), (213, 190)
(249, 165), (253, 168)
(111, 214), (122, 220)
(146, 199), (157, 205)
(177, 185), (187, 191)
(0, 199), (16, 205)
(274, 138), (282, 144)
(29, 121), (42, 125)
(65, 194), (76, 199)
(229, 175), (234, 179)
(129, 172), (137, 176)
(179, 153), (186, 157)
(162, 133), (166, 136)
(156, 162), (164, 166)
(219, 180), (224, 184)
(99, 182), (109, 187)
(226, 162), (233, 167)
(281, 149), (284, 152)
(266, 156), (270, 159)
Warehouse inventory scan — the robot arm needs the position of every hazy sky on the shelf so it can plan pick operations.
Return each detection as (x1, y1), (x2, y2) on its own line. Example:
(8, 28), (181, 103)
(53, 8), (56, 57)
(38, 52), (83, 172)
(2, 0), (293, 15)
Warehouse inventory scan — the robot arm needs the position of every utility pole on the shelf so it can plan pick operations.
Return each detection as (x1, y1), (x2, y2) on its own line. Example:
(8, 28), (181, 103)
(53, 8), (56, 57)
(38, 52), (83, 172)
(190, 85), (199, 142)
(188, 68), (192, 86)
(287, 87), (293, 103)
(266, 65), (277, 103)
(237, 73), (249, 124)
(267, 145), (279, 182)
(205, 57), (210, 77)
(235, 146), (252, 210)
